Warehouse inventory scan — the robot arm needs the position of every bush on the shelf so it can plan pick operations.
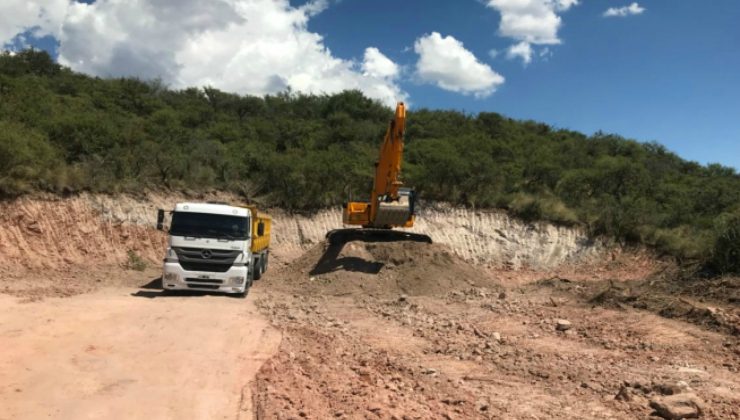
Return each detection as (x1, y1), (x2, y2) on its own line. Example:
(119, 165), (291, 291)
(125, 250), (148, 271)
(712, 213), (740, 274)
(0, 122), (60, 196)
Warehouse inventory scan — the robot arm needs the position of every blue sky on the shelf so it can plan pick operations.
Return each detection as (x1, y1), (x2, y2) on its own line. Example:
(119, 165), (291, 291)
(3, 0), (739, 169)
(299, 0), (740, 169)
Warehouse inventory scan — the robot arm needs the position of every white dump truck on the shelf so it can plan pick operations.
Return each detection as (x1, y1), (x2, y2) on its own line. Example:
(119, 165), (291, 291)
(156, 202), (271, 296)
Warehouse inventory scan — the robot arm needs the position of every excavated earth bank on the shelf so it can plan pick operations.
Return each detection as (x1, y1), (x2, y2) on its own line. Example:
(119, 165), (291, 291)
(0, 191), (653, 299)
(0, 191), (635, 275)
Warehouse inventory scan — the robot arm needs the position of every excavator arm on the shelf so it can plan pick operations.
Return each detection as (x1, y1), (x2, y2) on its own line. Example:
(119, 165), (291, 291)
(343, 102), (416, 229)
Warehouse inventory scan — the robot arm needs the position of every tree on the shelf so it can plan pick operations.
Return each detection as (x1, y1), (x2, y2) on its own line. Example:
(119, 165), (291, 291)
(0, 122), (60, 195)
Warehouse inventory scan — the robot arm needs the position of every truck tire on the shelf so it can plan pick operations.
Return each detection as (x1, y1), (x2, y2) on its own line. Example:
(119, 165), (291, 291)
(263, 252), (269, 273)
(253, 258), (263, 281)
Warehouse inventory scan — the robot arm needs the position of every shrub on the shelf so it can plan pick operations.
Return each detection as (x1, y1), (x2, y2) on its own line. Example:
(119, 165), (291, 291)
(126, 250), (148, 271)
(711, 213), (740, 274)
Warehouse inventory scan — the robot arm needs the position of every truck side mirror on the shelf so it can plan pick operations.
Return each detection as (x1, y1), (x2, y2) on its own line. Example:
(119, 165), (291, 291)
(257, 222), (265, 237)
(156, 209), (165, 231)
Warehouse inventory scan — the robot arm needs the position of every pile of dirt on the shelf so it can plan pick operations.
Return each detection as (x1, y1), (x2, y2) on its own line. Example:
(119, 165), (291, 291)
(267, 239), (501, 297)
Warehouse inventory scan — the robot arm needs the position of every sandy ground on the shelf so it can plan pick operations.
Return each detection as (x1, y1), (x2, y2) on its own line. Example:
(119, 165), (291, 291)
(0, 283), (281, 420)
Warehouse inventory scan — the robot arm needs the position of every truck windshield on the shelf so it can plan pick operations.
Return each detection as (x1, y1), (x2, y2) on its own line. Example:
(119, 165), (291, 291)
(169, 212), (249, 240)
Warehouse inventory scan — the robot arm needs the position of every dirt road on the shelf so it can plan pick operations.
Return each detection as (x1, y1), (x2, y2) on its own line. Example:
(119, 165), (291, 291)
(0, 287), (280, 420)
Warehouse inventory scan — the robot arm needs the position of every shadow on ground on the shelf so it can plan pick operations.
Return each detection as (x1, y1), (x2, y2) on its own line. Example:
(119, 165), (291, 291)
(131, 277), (247, 299)
(310, 229), (432, 276)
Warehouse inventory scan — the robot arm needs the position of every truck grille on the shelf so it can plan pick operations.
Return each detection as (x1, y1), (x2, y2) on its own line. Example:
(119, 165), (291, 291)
(186, 284), (220, 290)
(173, 247), (240, 273)
(185, 278), (223, 284)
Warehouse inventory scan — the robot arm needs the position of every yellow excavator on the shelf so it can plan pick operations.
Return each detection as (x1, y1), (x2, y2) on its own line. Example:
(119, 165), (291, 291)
(327, 102), (431, 245)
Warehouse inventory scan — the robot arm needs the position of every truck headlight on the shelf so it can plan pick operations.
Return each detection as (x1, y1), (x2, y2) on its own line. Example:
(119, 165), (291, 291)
(165, 248), (178, 262)
(229, 276), (245, 285)
(164, 272), (179, 282)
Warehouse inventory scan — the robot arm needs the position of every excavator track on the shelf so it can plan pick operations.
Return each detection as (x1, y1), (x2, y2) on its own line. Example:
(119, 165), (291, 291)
(325, 228), (432, 246)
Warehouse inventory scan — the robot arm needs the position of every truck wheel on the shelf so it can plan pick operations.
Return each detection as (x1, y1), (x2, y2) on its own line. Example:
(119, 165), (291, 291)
(263, 253), (269, 273)
(253, 259), (263, 281)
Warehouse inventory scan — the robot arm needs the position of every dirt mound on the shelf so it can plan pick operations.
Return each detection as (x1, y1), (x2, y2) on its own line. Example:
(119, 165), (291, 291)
(269, 239), (500, 297)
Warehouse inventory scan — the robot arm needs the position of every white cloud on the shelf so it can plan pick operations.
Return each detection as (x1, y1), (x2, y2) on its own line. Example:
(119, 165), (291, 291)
(414, 32), (504, 98)
(603, 2), (645, 18)
(1, 0), (406, 107)
(362, 47), (399, 79)
(506, 41), (533, 65)
(0, 0), (68, 47)
(485, 0), (578, 64)
(488, 49), (500, 59)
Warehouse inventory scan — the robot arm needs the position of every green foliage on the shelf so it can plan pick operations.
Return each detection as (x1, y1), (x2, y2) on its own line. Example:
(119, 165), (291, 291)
(1, 49), (740, 265)
(126, 250), (148, 271)
(0, 121), (61, 195)
(712, 212), (740, 274)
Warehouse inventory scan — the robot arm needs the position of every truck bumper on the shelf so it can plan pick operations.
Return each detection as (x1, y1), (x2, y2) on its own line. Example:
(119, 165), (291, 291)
(161, 262), (249, 294)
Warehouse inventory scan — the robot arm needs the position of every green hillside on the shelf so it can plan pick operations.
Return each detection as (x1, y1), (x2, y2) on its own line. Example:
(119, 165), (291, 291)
(1, 50), (738, 272)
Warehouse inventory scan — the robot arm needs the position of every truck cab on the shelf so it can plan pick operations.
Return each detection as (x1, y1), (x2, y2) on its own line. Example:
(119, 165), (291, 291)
(157, 202), (270, 296)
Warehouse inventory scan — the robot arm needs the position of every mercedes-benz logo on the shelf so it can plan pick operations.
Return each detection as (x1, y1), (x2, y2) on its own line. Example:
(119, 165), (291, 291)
(201, 249), (213, 259)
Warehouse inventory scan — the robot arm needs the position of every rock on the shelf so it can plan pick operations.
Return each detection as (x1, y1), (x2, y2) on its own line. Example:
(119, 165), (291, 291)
(556, 319), (572, 331)
(675, 381), (690, 392)
(615, 385), (633, 401)
(399, 294), (408, 302)
(367, 405), (382, 413)
(654, 381), (691, 395)
(476, 399), (489, 412)
(498, 292), (507, 300)
(492, 332), (502, 342)
(649, 393), (704, 419)
(472, 326), (486, 338)
(422, 367), (438, 375)
(27, 221), (43, 234)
